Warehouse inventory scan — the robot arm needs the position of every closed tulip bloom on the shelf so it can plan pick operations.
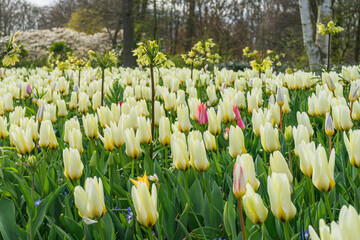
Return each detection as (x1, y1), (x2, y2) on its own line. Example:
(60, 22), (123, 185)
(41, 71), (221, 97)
(260, 122), (280, 153)
(344, 130), (360, 168)
(252, 109), (266, 136)
(188, 98), (200, 121)
(111, 103), (121, 124)
(332, 105), (353, 131)
(74, 177), (106, 223)
(337, 205), (360, 239)
(57, 99), (68, 117)
(159, 116), (171, 146)
(4, 93), (14, 112)
(247, 90), (259, 114)
(63, 148), (83, 181)
(325, 112), (334, 136)
(92, 92), (101, 111)
(163, 89), (175, 110)
(236, 154), (260, 191)
(312, 146), (335, 193)
(83, 114), (99, 139)
(267, 173), (296, 222)
(352, 100), (360, 121)
(293, 125), (310, 156)
(243, 183), (268, 224)
(69, 92), (78, 110)
(233, 160), (246, 198)
(203, 131), (216, 151)
(349, 83), (360, 102)
(39, 120), (58, 149)
(276, 87), (284, 107)
(266, 103), (280, 126)
(229, 125), (246, 158)
(9, 106), (26, 126)
(177, 105), (192, 132)
(10, 125), (35, 154)
(207, 107), (221, 135)
(43, 104), (57, 123)
(188, 131), (209, 172)
(97, 106), (114, 128)
(219, 98), (235, 123)
(124, 108), (138, 130)
(308, 94), (317, 116)
(297, 112), (313, 137)
(36, 104), (45, 122)
(68, 128), (84, 153)
(99, 126), (116, 151)
(64, 118), (80, 143)
(0, 100), (4, 116)
(297, 141), (316, 178)
(154, 101), (165, 126)
(233, 104), (245, 130)
(316, 90), (330, 116)
(109, 121), (124, 147)
(270, 151), (293, 184)
(124, 128), (142, 159)
(78, 92), (91, 113)
(197, 103), (208, 125)
(137, 116), (152, 144)
(0, 116), (9, 139)
(171, 131), (190, 171)
(131, 181), (158, 227)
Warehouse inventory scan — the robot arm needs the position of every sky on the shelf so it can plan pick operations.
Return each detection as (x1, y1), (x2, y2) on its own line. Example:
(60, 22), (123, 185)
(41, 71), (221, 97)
(26, 0), (54, 7)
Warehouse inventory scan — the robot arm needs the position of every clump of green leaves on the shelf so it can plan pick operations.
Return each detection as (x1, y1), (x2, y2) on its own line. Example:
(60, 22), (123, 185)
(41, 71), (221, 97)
(105, 78), (124, 105)
(133, 40), (174, 68)
(182, 38), (221, 67)
(317, 20), (343, 35)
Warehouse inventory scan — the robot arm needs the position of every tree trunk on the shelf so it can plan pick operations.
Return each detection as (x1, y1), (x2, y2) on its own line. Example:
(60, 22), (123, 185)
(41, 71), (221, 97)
(185, 0), (195, 51)
(355, 13), (360, 63)
(153, 0), (157, 39)
(123, 0), (136, 67)
(298, 0), (331, 70)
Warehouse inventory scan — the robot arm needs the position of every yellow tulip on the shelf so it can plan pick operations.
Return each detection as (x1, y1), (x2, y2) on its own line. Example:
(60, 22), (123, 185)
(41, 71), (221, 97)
(229, 125), (246, 158)
(203, 131), (216, 151)
(57, 99), (68, 117)
(344, 130), (360, 168)
(68, 128), (84, 153)
(63, 148), (83, 181)
(124, 128), (142, 159)
(206, 85), (218, 105)
(99, 126), (116, 152)
(293, 124), (310, 156)
(207, 107), (221, 135)
(92, 92), (101, 111)
(131, 181), (158, 227)
(260, 122), (280, 153)
(74, 177), (106, 223)
(296, 112), (313, 137)
(171, 131), (190, 171)
(266, 103), (280, 126)
(10, 125), (35, 155)
(312, 146), (335, 193)
(137, 116), (152, 144)
(64, 118), (80, 143)
(124, 108), (138, 130)
(97, 106), (114, 128)
(352, 100), (360, 121)
(308, 94), (317, 117)
(267, 173), (296, 222)
(109, 121), (124, 148)
(236, 154), (260, 191)
(270, 151), (293, 184)
(83, 114), (99, 139)
(188, 131), (209, 172)
(111, 103), (121, 124)
(219, 98), (235, 123)
(297, 141), (316, 178)
(243, 183), (268, 224)
(9, 106), (25, 126)
(159, 116), (171, 146)
(332, 105), (353, 131)
(188, 98), (200, 121)
(39, 120), (58, 149)
(177, 105), (192, 132)
(316, 90), (331, 116)
(252, 109), (266, 136)
(69, 92), (78, 110)
(247, 90), (259, 114)
(4, 93), (14, 112)
(154, 101), (165, 126)
(78, 92), (91, 113)
(0, 116), (9, 139)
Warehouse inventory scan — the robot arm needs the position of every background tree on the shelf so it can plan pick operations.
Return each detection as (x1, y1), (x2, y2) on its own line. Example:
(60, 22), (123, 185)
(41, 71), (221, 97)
(68, 8), (105, 34)
(122, 0), (136, 67)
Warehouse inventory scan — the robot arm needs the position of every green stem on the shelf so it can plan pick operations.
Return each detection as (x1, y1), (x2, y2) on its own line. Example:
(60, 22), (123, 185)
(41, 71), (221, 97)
(165, 146), (168, 168)
(183, 171), (189, 195)
(131, 158), (135, 178)
(98, 219), (105, 240)
(324, 192), (334, 221)
(147, 227), (154, 240)
(261, 224), (265, 240)
(214, 136), (222, 179)
(309, 177), (315, 205)
(200, 172), (211, 203)
(109, 166), (114, 208)
(283, 221), (290, 240)
(238, 198), (246, 240)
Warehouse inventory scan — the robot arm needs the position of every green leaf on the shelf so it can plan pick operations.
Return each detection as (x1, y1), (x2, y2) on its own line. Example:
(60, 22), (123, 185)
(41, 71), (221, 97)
(14, 175), (36, 220)
(60, 214), (84, 240)
(0, 197), (26, 239)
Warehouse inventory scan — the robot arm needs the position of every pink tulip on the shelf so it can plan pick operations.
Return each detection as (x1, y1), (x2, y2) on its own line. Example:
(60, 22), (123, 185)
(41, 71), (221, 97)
(224, 127), (230, 140)
(233, 162), (246, 198)
(197, 103), (208, 125)
(26, 84), (32, 95)
(233, 104), (245, 130)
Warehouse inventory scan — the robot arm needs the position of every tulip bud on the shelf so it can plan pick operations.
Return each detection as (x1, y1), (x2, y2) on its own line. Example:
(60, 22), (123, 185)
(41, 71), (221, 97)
(324, 75), (336, 92)
(233, 161), (246, 198)
(208, 107), (221, 135)
(188, 131), (210, 172)
(89, 151), (97, 168)
(57, 99), (68, 117)
(124, 128), (142, 159)
(39, 120), (58, 149)
(297, 141), (316, 178)
(325, 112), (334, 136)
(332, 105), (353, 131)
(243, 183), (268, 224)
(171, 131), (190, 171)
(296, 112), (313, 137)
(260, 122), (280, 153)
(203, 131), (216, 151)
(159, 116), (171, 146)
(293, 125), (310, 156)
(344, 130), (360, 168)
(229, 125), (246, 158)
(312, 146), (335, 193)
(276, 87), (284, 107)
(233, 104), (245, 130)
(197, 103), (208, 125)
(74, 177), (106, 223)
(252, 109), (266, 136)
(176, 105), (192, 132)
(267, 173), (296, 222)
(236, 154), (260, 191)
(284, 126), (293, 145)
(63, 148), (83, 181)
(68, 128), (84, 153)
(137, 116), (152, 144)
(83, 114), (99, 139)
(26, 84), (32, 95)
(10, 125), (35, 155)
(0, 116), (9, 139)
(349, 83), (360, 102)
(270, 151), (293, 184)
(99, 126), (116, 152)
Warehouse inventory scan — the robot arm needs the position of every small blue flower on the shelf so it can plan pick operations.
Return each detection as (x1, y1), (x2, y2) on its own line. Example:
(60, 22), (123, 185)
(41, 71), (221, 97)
(35, 200), (42, 207)
(299, 230), (309, 240)
(126, 207), (133, 222)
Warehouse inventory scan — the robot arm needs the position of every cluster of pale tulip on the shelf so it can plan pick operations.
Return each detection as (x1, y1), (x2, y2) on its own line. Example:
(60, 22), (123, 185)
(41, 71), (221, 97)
(0, 64), (360, 239)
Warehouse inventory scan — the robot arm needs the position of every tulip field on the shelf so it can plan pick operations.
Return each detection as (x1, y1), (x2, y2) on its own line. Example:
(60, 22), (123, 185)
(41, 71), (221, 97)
(2, 38), (360, 240)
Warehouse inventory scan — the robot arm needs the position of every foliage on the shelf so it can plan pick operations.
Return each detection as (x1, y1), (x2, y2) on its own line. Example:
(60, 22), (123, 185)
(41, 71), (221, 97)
(68, 8), (105, 35)
(317, 20), (344, 36)
(133, 40), (174, 68)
